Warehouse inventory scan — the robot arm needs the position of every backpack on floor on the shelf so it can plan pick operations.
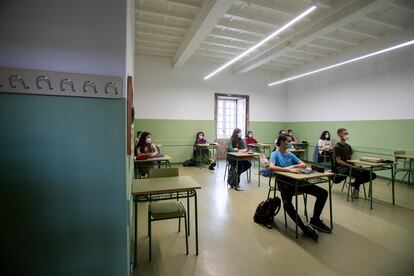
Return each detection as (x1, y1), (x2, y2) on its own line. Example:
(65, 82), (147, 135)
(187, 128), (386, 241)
(259, 168), (272, 177)
(253, 197), (281, 228)
(183, 159), (196, 167)
(227, 165), (237, 188)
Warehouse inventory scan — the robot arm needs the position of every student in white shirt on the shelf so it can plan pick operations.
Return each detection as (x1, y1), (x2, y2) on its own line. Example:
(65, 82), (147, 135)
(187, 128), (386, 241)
(318, 131), (334, 163)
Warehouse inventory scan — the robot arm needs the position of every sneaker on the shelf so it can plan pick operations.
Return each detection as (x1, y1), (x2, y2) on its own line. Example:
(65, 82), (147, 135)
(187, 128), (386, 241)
(303, 225), (319, 241)
(352, 188), (360, 199)
(208, 163), (215, 170)
(310, 218), (332, 233)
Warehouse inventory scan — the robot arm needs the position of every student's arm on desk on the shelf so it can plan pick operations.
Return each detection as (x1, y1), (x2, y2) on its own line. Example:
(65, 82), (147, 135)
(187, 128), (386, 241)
(335, 156), (360, 169)
(267, 161), (306, 173)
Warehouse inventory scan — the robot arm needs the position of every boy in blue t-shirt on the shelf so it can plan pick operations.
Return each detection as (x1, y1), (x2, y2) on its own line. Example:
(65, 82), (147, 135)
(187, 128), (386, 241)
(267, 135), (331, 241)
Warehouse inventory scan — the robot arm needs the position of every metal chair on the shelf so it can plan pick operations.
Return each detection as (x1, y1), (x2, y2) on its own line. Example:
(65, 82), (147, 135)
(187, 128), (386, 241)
(394, 151), (411, 184)
(267, 173), (308, 225)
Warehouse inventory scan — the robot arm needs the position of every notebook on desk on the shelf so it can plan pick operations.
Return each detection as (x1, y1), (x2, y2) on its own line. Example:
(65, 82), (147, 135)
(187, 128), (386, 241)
(298, 168), (317, 174)
(359, 157), (384, 163)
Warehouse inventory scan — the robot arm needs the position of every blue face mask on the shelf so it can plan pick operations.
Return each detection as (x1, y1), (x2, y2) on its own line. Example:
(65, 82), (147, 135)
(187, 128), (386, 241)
(287, 143), (292, 148)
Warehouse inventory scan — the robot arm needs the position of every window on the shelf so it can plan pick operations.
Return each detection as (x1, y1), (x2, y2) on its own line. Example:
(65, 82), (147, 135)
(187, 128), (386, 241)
(215, 93), (249, 139)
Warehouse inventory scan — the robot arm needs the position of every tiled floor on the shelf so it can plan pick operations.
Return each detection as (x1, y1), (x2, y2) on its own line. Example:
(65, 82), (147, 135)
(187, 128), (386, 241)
(133, 161), (414, 276)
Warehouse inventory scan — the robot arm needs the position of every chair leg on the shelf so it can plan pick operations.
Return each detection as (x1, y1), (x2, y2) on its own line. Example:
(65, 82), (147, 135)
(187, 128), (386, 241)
(341, 180), (346, 192)
(184, 214), (189, 255)
(224, 163), (228, 181)
(347, 180), (352, 202)
(284, 209), (287, 228)
(267, 189), (271, 199)
(178, 217), (181, 232)
(303, 194), (308, 222)
(362, 183), (367, 199)
(148, 211), (152, 261)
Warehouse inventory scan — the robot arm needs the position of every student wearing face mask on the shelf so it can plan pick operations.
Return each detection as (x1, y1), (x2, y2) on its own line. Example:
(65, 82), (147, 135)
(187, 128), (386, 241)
(287, 129), (298, 144)
(267, 135), (331, 241)
(245, 130), (259, 150)
(318, 130), (334, 163)
(334, 128), (376, 199)
(227, 128), (252, 188)
(135, 132), (159, 176)
(193, 131), (216, 170)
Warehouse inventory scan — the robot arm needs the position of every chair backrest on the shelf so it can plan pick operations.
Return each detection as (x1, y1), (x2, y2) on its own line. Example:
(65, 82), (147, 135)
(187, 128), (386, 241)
(149, 168), (179, 178)
(312, 142), (319, 163)
(329, 151), (339, 173)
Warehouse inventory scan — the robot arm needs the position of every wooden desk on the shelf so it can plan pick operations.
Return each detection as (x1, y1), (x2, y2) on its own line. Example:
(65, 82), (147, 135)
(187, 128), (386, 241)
(347, 159), (395, 209)
(272, 170), (334, 239)
(195, 143), (219, 168)
(227, 152), (261, 187)
(395, 155), (414, 185)
(249, 143), (272, 156)
(134, 155), (172, 179)
(132, 176), (201, 268)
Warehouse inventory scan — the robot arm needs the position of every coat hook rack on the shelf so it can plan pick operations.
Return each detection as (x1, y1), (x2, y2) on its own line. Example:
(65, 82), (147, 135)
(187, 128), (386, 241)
(105, 81), (118, 95)
(36, 75), (53, 90)
(9, 75), (29, 89)
(83, 80), (97, 93)
(60, 78), (76, 92)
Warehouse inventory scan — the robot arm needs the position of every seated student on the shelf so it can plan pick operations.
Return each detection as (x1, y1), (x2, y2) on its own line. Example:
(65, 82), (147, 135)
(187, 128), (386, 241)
(318, 130), (334, 163)
(227, 128), (252, 189)
(334, 128), (376, 199)
(287, 129), (299, 144)
(134, 131), (142, 148)
(267, 134), (331, 241)
(134, 132), (159, 176)
(193, 131), (216, 170)
(245, 130), (261, 152)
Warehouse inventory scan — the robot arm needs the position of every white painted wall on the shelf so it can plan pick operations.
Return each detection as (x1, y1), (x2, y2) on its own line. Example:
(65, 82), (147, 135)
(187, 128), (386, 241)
(0, 0), (128, 95)
(134, 54), (285, 121)
(285, 46), (414, 122)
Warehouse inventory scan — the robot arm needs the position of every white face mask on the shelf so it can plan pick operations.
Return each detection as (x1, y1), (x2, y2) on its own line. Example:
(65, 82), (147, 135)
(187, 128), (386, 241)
(238, 133), (242, 138)
(146, 138), (152, 144)
(248, 134), (253, 138)
(325, 134), (330, 139)
(343, 135), (350, 141)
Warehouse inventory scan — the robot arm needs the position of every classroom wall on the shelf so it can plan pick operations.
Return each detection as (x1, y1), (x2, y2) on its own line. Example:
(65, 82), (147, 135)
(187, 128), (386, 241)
(134, 54), (286, 162)
(284, 46), (414, 179)
(0, 1), (131, 275)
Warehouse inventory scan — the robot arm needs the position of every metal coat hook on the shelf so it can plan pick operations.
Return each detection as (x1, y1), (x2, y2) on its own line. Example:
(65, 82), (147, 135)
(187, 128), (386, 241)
(36, 75), (53, 90)
(83, 80), (97, 93)
(105, 81), (118, 95)
(9, 75), (29, 89)
(60, 78), (76, 92)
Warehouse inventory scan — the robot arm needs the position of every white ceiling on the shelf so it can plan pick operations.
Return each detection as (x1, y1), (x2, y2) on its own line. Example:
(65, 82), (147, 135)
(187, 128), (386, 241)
(135, 0), (414, 74)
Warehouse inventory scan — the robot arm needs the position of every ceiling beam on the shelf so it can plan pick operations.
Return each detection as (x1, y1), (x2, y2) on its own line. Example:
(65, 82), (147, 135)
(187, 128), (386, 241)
(199, 44), (242, 55)
(248, 0), (310, 19)
(217, 18), (269, 36)
(389, 0), (414, 14)
(209, 29), (258, 44)
(225, 7), (295, 30)
(323, 33), (360, 46)
(233, 0), (389, 74)
(362, 13), (405, 30)
(136, 29), (184, 40)
(136, 50), (174, 57)
(167, 0), (201, 9)
(204, 36), (250, 50)
(303, 0), (333, 9)
(136, 38), (179, 47)
(136, 18), (188, 31)
(293, 47), (330, 57)
(136, 5), (194, 21)
(308, 41), (343, 52)
(172, 0), (235, 68)
(283, 52), (316, 61)
(340, 24), (382, 39)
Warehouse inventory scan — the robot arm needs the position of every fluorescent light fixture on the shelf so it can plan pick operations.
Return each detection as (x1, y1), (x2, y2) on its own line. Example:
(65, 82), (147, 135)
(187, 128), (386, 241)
(268, 39), (414, 86)
(203, 5), (317, 80)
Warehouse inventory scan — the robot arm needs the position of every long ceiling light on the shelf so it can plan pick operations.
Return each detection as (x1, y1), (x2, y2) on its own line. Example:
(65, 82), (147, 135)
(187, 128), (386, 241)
(203, 4), (317, 80)
(268, 39), (414, 86)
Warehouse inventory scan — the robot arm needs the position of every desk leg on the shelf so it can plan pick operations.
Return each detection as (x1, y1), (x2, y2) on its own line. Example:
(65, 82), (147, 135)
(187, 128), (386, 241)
(258, 157), (261, 187)
(391, 165), (395, 205)
(236, 159), (239, 189)
(329, 179), (333, 229)
(194, 190), (199, 255)
(187, 190), (191, 236)
(295, 182), (298, 239)
(134, 198), (138, 268)
(369, 167), (373, 210)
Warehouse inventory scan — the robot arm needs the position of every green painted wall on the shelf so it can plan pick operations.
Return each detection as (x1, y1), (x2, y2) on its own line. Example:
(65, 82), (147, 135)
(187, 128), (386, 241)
(134, 119), (284, 162)
(0, 93), (128, 276)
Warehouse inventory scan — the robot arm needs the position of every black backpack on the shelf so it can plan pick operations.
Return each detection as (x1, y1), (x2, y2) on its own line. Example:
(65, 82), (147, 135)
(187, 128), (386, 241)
(253, 197), (281, 228)
(183, 159), (196, 167)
